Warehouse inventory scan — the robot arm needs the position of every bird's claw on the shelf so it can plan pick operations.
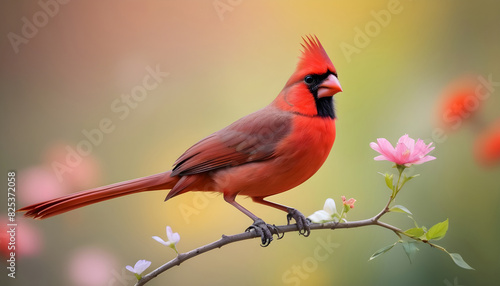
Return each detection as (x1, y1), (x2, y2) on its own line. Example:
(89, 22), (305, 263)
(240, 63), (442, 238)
(287, 208), (311, 237)
(275, 225), (285, 240)
(246, 218), (281, 247)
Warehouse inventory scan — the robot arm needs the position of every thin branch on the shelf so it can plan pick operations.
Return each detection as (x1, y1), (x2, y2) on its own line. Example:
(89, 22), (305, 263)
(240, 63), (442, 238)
(137, 195), (447, 286)
(136, 200), (396, 286)
(373, 196), (393, 221)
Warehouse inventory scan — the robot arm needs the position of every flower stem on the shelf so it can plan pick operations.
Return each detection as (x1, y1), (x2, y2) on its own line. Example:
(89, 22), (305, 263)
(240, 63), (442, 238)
(391, 165), (406, 200)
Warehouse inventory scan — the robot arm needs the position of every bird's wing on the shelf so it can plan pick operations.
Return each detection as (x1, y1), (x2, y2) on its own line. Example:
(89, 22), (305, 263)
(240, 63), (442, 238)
(171, 107), (292, 176)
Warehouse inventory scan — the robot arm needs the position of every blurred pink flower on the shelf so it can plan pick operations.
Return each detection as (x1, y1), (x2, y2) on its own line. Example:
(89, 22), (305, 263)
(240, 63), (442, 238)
(341, 196), (356, 209)
(43, 142), (102, 190)
(68, 247), (117, 286)
(1, 219), (43, 258)
(18, 167), (66, 206)
(18, 141), (103, 207)
(370, 134), (436, 167)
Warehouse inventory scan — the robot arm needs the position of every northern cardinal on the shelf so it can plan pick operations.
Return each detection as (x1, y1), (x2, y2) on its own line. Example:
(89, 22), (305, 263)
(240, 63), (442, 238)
(19, 35), (342, 245)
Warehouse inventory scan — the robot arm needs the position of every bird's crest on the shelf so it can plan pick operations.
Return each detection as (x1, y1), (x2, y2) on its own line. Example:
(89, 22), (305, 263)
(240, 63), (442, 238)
(296, 35), (336, 76)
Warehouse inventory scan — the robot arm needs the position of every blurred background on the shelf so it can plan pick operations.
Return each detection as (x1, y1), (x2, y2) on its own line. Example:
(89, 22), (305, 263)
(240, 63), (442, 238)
(1, 1), (499, 285)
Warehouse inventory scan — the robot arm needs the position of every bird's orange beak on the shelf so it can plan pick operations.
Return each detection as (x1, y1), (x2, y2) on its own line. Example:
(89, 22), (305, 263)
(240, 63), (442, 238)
(317, 74), (343, 98)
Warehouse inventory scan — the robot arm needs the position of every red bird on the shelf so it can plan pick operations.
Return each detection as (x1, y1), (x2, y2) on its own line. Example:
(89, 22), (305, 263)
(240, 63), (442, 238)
(19, 35), (342, 245)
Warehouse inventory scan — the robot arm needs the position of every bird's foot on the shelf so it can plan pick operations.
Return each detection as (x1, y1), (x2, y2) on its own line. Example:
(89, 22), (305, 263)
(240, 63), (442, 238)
(245, 218), (281, 247)
(286, 208), (311, 237)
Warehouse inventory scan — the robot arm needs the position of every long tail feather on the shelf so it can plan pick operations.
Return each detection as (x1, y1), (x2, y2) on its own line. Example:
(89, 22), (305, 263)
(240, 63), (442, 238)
(18, 171), (177, 219)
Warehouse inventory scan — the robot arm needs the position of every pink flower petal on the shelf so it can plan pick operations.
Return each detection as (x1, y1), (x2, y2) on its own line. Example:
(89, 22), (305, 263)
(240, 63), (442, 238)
(398, 134), (415, 153)
(68, 247), (117, 286)
(370, 135), (436, 166)
(376, 138), (397, 162)
(413, 139), (429, 156)
(374, 155), (390, 161)
(369, 142), (382, 153)
(414, 155), (436, 165)
(395, 142), (410, 165)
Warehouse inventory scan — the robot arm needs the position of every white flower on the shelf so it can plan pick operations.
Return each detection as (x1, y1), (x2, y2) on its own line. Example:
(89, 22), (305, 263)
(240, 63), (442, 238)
(308, 198), (339, 223)
(152, 226), (180, 253)
(126, 259), (151, 280)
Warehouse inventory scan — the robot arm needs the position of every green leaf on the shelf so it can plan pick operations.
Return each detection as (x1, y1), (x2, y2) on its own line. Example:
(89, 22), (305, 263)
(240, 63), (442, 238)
(369, 242), (398, 261)
(401, 241), (419, 263)
(449, 253), (474, 270)
(404, 227), (425, 238)
(426, 219), (449, 241)
(384, 173), (394, 190)
(408, 216), (420, 228)
(403, 174), (420, 184)
(390, 205), (413, 215)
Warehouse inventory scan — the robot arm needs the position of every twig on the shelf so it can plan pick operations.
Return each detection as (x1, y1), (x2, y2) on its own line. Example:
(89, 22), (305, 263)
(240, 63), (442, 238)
(136, 197), (402, 286)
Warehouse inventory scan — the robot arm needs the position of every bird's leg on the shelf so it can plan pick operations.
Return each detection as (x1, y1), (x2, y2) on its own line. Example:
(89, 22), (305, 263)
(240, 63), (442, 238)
(252, 197), (310, 237)
(223, 193), (279, 246)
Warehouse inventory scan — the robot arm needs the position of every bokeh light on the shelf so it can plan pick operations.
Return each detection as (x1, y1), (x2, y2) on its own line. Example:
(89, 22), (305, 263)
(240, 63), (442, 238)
(474, 118), (500, 166)
(67, 247), (117, 286)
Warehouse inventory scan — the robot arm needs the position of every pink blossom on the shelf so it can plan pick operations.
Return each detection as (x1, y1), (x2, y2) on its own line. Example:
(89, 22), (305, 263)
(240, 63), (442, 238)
(341, 196), (356, 209)
(370, 134), (436, 167)
(0, 219), (43, 258)
(68, 247), (117, 286)
(18, 167), (66, 206)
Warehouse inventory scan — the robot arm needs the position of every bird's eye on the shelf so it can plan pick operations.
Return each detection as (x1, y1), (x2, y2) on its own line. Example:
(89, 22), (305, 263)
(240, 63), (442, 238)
(304, 75), (315, 85)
